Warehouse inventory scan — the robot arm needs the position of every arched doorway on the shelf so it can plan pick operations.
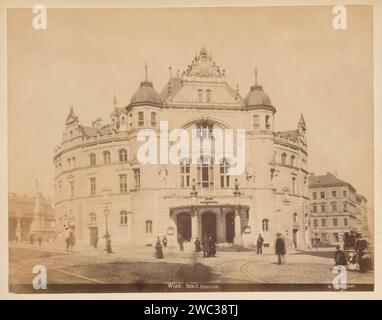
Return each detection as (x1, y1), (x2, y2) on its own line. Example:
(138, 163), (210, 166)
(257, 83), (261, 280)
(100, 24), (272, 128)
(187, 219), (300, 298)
(177, 213), (191, 241)
(202, 212), (216, 241)
(225, 212), (235, 243)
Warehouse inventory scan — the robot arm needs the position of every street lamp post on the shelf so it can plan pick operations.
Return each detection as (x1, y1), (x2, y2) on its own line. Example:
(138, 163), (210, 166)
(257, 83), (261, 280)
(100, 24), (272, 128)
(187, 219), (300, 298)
(314, 226), (318, 251)
(102, 188), (112, 253)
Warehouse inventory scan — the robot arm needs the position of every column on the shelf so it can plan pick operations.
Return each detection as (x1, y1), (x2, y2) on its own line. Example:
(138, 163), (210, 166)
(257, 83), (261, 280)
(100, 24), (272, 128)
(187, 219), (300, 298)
(191, 208), (199, 241)
(234, 208), (242, 245)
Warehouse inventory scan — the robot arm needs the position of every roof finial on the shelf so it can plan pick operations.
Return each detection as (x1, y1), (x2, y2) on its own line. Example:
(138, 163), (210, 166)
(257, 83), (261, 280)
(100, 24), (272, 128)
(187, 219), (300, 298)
(113, 94), (117, 108)
(254, 67), (258, 87)
(144, 62), (148, 82)
(169, 66), (172, 79)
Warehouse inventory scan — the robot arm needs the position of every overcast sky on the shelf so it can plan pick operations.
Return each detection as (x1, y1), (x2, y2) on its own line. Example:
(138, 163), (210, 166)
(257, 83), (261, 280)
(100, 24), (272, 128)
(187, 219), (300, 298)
(8, 6), (373, 206)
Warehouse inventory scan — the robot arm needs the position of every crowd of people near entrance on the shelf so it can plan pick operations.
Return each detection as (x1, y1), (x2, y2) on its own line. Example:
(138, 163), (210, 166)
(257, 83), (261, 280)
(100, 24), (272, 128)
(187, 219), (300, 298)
(154, 235), (217, 259)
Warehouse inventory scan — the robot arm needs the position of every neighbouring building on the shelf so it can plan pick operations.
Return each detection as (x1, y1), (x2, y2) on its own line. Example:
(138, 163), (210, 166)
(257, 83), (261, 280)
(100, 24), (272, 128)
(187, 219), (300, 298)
(308, 172), (369, 246)
(53, 47), (310, 250)
(8, 191), (56, 241)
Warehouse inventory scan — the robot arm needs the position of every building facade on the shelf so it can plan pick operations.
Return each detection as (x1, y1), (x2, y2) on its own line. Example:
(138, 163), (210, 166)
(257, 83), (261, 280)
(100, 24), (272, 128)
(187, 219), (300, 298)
(308, 172), (369, 246)
(8, 192), (56, 241)
(53, 48), (310, 250)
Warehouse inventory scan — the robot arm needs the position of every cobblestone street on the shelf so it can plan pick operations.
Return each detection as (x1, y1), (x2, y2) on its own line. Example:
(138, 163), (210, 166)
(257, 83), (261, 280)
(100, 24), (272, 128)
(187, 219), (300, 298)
(9, 244), (373, 293)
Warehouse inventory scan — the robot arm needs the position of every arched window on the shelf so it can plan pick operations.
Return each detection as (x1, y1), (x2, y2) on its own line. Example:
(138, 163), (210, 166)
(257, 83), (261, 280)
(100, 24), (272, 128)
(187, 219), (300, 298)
(119, 149), (128, 163)
(281, 153), (287, 165)
(262, 219), (269, 232)
(180, 158), (191, 188)
(265, 115), (271, 130)
(291, 155), (295, 167)
(145, 220), (153, 234)
(293, 213), (298, 224)
(138, 111), (144, 126)
(103, 151), (111, 164)
(89, 153), (96, 166)
(151, 112), (157, 127)
(72, 157), (76, 168)
(121, 116), (125, 123)
(206, 89), (212, 103)
(89, 212), (97, 224)
(120, 211), (128, 225)
(198, 89), (203, 103)
(67, 158), (71, 169)
(220, 158), (230, 188)
(253, 115), (259, 129)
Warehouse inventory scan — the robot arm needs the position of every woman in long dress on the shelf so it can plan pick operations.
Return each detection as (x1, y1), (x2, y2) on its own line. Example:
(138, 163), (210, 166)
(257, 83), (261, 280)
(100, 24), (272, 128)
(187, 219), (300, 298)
(155, 237), (164, 259)
(194, 237), (202, 252)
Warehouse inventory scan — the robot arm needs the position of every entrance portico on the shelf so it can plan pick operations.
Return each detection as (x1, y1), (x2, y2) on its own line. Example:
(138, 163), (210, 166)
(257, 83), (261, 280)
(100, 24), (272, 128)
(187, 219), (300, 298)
(170, 204), (249, 244)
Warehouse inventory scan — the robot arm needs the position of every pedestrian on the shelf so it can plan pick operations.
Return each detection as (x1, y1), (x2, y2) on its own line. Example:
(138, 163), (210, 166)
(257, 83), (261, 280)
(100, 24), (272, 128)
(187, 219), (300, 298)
(202, 238), (209, 257)
(194, 237), (201, 252)
(178, 234), (184, 251)
(29, 233), (35, 245)
(38, 236), (42, 246)
(334, 245), (347, 267)
(208, 236), (216, 257)
(275, 233), (286, 265)
(103, 232), (113, 253)
(256, 233), (264, 254)
(358, 249), (372, 273)
(68, 230), (76, 252)
(94, 236), (98, 249)
(155, 237), (164, 259)
(162, 236), (168, 248)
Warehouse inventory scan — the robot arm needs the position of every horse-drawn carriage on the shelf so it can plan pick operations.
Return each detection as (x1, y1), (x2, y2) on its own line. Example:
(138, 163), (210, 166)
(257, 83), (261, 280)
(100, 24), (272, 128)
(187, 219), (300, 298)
(343, 231), (359, 251)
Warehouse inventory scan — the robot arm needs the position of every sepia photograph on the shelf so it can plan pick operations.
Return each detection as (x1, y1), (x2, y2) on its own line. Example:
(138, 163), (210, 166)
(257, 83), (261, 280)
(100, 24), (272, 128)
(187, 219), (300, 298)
(1, 0), (379, 297)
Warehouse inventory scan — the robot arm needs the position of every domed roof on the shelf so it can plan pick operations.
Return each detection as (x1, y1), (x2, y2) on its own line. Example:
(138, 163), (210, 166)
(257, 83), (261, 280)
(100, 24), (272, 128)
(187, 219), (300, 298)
(244, 85), (272, 107)
(130, 80), (162, 106)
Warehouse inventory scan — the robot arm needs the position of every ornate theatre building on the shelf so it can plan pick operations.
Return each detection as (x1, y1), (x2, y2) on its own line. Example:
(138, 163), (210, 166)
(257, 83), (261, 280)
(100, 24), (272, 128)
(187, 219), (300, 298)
(54, 48), (310, 250)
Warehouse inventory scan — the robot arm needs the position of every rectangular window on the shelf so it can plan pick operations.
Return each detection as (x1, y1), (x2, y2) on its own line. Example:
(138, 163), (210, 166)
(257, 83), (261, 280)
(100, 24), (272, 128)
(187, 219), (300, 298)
(332, 203), (337, 212)
(312, 192), (317, 199)
(343, 190), (347, 197)
(320, 192), (325, 199)
(321, 204), (326, 213)
(313, 219), (318, 227)
(321, 219), (326, 227)
(180, 164), (191, 188)
(332, 190), (337, 198)
(344, 218), (348, 226)
(312, 205), (317, 213)
(151, 112), (157, 127)
(133, 169), (140, 189)
(253, 115), (259, 129)
(220, 162), (230, 188)
(138, 112), (144, 126)
(333, 218), (338, 227)
(292, 177), (296, 194)
(265, 115), (271, 130)
(119, 174), (127, 193)
(321, 233), (327, 242)
(333, 232), (339, 242)
(89, 178), (96, 196)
